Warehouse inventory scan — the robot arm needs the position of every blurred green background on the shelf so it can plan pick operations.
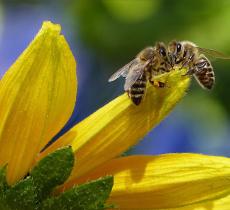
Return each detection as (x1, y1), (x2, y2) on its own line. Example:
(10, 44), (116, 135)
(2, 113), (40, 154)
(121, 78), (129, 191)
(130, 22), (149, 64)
(0, 0), (230, 156)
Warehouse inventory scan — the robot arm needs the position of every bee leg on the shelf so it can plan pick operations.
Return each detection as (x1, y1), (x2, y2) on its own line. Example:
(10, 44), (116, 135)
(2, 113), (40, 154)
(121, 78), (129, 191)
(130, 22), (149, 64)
(158, 81), (166, 88)
(182, 67), (195, 76)
(150, 80), (167, 88)
(149, 80), (154, 85)
(168, 52), (175, 67)
(180, 54), (195, 70)
(147, 70), (154, 85)
(148, 69), (169, 88)
(180, 60), (189, 70)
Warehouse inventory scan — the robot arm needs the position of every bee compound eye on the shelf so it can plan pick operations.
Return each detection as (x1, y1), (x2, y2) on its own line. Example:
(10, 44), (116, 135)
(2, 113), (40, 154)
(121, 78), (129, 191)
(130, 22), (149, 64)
(177, 43), (182, 52)
(159, 47), (166, 57)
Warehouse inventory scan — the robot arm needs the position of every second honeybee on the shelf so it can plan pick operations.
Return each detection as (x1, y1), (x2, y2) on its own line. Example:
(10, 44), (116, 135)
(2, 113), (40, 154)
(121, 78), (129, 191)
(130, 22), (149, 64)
(108, 42), (171, 105)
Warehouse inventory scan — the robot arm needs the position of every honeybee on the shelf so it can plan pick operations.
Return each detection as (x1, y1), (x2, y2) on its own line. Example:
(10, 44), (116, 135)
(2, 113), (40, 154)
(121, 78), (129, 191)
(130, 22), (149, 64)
(168, 40), (230, 89)
(108, 42), (171, 105)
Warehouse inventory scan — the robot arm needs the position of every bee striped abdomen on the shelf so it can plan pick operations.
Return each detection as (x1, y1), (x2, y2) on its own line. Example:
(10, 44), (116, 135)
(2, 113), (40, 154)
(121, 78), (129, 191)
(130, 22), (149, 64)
(195, 68), (215, 89)
(195, 57), (215, 90)
(128, 75), (147, 105)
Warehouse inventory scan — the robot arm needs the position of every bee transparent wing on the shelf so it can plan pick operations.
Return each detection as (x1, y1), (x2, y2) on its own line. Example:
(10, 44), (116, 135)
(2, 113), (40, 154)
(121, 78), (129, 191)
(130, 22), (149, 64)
(196, 47), (230, 59)
(108, 59), (137, 82)
(124, 61), (149, 91)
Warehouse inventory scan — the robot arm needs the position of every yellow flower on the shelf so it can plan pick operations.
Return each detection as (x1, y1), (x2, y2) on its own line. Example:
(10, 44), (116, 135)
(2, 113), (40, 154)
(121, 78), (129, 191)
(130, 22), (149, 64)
(0, 21), (77, 184)
(1, 20), (230, 209)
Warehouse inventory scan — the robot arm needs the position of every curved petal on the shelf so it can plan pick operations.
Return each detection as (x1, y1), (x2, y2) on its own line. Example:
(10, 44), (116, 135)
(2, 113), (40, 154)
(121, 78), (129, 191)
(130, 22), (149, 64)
(164, 194), (230, 210)
(40, 69), (190, 180)
(61, 154), (230, 209)
(0, 21), (77, 184)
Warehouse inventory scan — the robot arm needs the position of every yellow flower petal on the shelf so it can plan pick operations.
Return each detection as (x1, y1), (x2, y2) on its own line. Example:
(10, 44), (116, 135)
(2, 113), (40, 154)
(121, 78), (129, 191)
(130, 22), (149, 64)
(61, 154), (230, 209)
(0, 21), (77, 184)
(164, 194), (230, 210)
(41, 69), (190, 182)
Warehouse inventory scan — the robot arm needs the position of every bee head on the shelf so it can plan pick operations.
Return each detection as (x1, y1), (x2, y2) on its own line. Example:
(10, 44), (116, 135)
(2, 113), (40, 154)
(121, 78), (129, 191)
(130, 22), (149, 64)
(168, 40), (184, 66)
(155, 42), (172, 68)
(155, 42), (167, 57)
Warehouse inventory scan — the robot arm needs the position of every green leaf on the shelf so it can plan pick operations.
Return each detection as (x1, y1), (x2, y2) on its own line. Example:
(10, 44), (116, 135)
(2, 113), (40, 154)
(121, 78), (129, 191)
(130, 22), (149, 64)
(41, 176), (114, 210)
(4, 177), (37, 210)
(30, 146), (74, 201)
(0, 165), (9, 194)
(0, 148), (114, 210)
(0, 200), (10, 210)
(0, 165), (10, 210)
